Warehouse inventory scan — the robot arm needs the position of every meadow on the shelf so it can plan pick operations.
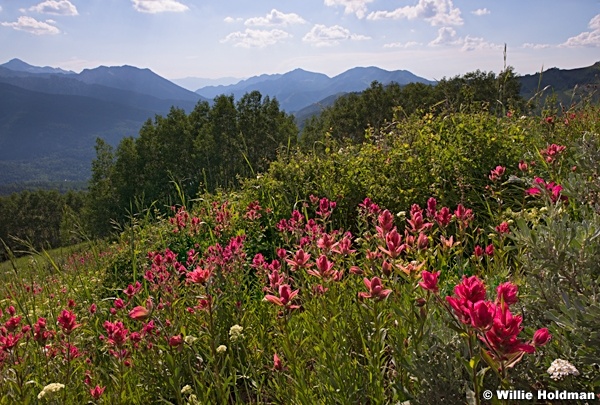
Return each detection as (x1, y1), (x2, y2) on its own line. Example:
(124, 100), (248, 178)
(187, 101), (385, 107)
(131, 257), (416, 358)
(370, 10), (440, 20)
(1, 103), (599, 404)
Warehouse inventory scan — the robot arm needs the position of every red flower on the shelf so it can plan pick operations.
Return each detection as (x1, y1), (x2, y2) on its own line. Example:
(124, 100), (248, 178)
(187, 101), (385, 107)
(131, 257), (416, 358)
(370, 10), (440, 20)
(358, 277), (392, 301)
(496, 282), (518, 306)
(129, 306), (150, 321)
(469, 301), (496, 330)
(378, 229), (405, 258)
(286, 249), (311, 270)
(533, 328), (551, 347)
(488, 165), (506, 182)
(264, 284), (300, 310)
(168, 335), (183, 348)
(454, 276), (487, 303)
(57, 310), (80, 335)
(419, 270), (440, 294)
(495, 222), (510, 235)
(273, 352), (284, 371)
(485, 244), (494, 256)
(90, 385), (105, 400)
(186, 267), (212, 284)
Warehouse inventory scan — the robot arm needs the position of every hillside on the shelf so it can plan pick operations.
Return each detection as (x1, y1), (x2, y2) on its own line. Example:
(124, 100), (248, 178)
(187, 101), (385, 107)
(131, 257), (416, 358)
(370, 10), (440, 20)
(518, 61), (600, 104)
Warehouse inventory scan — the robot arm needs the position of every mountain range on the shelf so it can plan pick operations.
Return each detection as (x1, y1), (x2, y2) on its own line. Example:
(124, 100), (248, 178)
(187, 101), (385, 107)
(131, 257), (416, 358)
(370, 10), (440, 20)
(0, 58), (598, 189)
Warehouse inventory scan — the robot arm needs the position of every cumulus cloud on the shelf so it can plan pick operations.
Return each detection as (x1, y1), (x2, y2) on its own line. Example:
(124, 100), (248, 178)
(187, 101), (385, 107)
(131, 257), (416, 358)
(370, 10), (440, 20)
(367, 0), (463, 26)
(28, 1), (78, 16)
(303, 24), (370, 46)
(245, 9), (306, 27)
(471, 8), (490, 16)
(221, 29), (291, 48)
(428, 26), (500, 51)
(1, 16), (60, 35)
(324, 0), (374, 19)
(561, 14), (600, 47)
(383, 41), (422, 48)
(131, 0), (189, 14)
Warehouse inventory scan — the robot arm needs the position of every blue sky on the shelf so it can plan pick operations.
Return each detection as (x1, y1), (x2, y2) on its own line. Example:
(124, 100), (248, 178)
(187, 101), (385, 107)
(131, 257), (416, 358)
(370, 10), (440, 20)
(1, 0), (598, 81)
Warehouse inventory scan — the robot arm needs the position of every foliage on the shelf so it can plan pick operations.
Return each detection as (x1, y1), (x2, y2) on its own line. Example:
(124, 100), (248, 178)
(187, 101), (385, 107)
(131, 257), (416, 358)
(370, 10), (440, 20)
(0, 189), (86, 261)
(300, 67), (525, 147)
(86, 91), (297, 237)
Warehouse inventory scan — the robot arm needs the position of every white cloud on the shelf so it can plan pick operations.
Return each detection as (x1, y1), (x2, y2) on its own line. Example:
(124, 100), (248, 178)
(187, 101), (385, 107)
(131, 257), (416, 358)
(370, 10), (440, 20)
(561, 14), (600, 47)
(460, 35), (501, 52)
(1, 16), (60, 35)
(383, 41), (421, 48)
(367, 0), (463, 26)
(131, 0), (189, 14)
(428, 26), (457, 46)
(29, 1), (78, 16)
(303, 24), (370, 47)
(224, 16), (243, 23)
(245, 9), (306, 27)
(428, 27), (500, 51)
(471, 8), (490, 16)
(221, 29), (291, 48)
(522, 42), (551, 50)
(324, 0), (374, 19)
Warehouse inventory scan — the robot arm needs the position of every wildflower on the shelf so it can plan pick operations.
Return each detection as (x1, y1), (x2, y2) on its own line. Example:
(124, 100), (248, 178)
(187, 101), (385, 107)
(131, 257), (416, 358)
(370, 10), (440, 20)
(440, 235), (459, 249)
(38, 383), (65, 400)
(264, 284), (300, 310)
(378, 229), (405, 258)
(89, 303), (97, 314)
(358, 277), (392, 301)
(547, 359), (579, 380)
(169, 335), (183, 349)
(416, 232), (429, 250)
(473, 245), (484, 258)
(103, 320), (128, 347)
(186, 267), (212, 285)
(496, 222), (510, 235)
(435, 207), (452, 227)
(57, 309), (80, 335)
(533, 328), (551, 347)
(273, 352), (284, 371)
(419, 270), (440, 294)
(518, 160), (528, 172)
(184, 335), (198, 345)
(485, 244), (494, 256)
(113, 298), (125, 310)
(129, 306), (150, 321)
(229, 324), (244, 342)
(123, 281), (142, 298)
(90, 385), (105, 400)
(469, 301), (496, 330)
(496, 282), (518, 306)
(216, 345), (227, 354)
(181, 385), (193, 395)
(376, 209), (395, 237)
(426, 197), (437, 219)
(286, 249), (311, 271)
(483, 304), (535, 359)
(4, 316), (22, 332)
(488, 165), (506, 182)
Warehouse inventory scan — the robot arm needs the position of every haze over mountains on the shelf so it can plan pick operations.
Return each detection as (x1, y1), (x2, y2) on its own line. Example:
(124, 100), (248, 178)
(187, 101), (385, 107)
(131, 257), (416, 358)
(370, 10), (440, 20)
(0, 58), (598, 189)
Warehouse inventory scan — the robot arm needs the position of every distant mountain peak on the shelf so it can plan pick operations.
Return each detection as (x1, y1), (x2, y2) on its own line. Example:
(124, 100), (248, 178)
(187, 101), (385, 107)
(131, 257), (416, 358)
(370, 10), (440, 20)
(1, 58), (74, 75)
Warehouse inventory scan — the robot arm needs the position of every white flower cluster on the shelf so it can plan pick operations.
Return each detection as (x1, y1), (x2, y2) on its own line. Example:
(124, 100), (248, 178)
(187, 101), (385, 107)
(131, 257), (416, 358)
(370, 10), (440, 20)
(217, 344), (227, 354)
(547, 359), (580, 381)
(229, 324), (244, 342)
(38, 383), (65, 400)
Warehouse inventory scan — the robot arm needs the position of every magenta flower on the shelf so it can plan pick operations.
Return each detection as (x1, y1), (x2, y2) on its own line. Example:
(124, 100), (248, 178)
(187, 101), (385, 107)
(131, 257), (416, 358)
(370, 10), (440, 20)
(286, 248), (311, 271)
(129, 306), (150, 321)
(533, 328), (551, 347)
(419, 270), (440, 294)
(358, 277), (392, 301)
(57, 310), (81, 335)
(469, 301), (496, 330)
(496, 282), (518, 306)
(90, 385), (106, 400)
(264, 284), (300, 310)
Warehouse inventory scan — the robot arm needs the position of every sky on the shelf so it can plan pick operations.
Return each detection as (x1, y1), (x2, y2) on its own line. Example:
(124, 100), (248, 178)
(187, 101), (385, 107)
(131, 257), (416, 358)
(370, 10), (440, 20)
(0, 0), (599, 82)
